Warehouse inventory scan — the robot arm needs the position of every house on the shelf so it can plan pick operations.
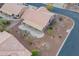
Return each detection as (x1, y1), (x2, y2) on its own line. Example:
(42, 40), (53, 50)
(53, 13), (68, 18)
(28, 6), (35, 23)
(21, 7), (55, 31)
(0, 3), (26, 18)
(0, 31), (32, 56)
(19, 7), (55, 38)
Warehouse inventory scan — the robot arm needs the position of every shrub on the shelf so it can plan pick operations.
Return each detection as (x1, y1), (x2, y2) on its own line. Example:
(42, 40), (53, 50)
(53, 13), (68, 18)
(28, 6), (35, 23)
(46, 3), (53, 11)
(49, 26), (53, 30)
(47, 26), (53, 35)
(32, 49), (40, 56)
(48, 28), (52, 34)
(59, 17), (63, 21)
(59, 35), (62, 38)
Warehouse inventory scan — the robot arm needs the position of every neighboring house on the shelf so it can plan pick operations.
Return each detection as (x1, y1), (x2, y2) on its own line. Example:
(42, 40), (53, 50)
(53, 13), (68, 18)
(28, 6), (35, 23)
(19, 7), (55, 38)
(53, 3), (67, 8)
(0, 31), (32, 56)
(0, 3), (26, 19)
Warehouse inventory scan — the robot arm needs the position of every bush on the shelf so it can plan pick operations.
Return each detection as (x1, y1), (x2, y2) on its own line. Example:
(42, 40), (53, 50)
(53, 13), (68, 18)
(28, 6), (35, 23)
(59, 35), (62, 38)
(46, 3), (53, 11)
(59, 17), (63, 21)
(47, 26), (53, 35)
(32, 49), (40, 56)
(1, 20), (10, 25)
(48, 28), (52, 34)
(6, 21), (10, 25)
(49, 26), (53, 30)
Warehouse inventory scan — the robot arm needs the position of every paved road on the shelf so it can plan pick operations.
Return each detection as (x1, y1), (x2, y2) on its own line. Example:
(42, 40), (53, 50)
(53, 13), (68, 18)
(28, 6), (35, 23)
(27, 3), (79, 56)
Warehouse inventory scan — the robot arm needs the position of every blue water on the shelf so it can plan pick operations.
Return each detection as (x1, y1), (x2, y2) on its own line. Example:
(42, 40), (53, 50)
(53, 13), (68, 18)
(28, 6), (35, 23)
(27, 3), (79, 56)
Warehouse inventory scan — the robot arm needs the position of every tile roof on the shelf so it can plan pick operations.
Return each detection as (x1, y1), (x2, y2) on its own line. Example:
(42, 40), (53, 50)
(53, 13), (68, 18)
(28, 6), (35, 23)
(21, 7), (55, 31)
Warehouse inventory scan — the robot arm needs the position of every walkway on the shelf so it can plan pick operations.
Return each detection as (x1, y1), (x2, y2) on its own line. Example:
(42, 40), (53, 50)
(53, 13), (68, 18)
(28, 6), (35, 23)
(27, 3), (79, 56)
